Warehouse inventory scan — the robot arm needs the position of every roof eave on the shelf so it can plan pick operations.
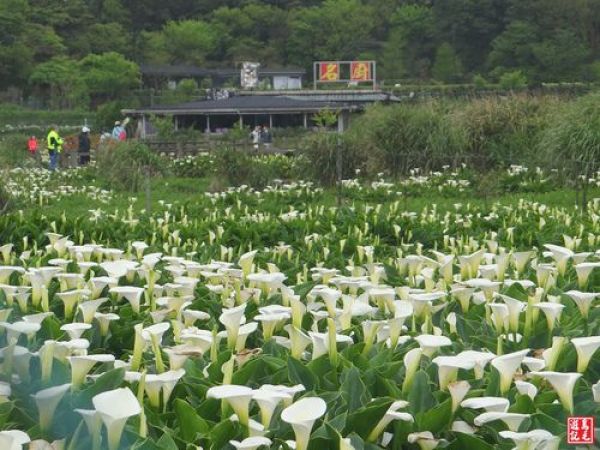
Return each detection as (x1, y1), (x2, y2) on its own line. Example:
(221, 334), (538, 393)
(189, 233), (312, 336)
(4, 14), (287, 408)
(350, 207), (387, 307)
(122, 105), (358, 116)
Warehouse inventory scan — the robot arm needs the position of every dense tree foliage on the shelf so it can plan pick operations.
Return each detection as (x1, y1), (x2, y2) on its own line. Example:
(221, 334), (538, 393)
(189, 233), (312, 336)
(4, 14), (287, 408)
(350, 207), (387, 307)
(3, 0), (600, 108)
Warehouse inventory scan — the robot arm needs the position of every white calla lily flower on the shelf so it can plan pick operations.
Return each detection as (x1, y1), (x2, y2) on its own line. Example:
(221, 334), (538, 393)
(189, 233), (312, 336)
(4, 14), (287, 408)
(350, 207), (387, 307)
(219, 304), (247, 349)
(448, 380), (470, 414)
(110, 286), (145, 314)
(68, 354), (115, 389)
(284, 325), (312, 360)
(252, 388), (291, 428)
(229, 436), (272, 450)
(491, 349), (530, 394)
(33, 383), (71, 432)
(414, 334), (452, 358)
(564, 290), (598, 319)
(92, 387), (142, 450)
(281, 397), (326, 450)
(78, 298), (108, 324)
(532, 302), (565, 332)
(528, 371), (581, 414)
(207, 385), (254, 427)
(474, 412), (530, 431)
(366, 400), (412, 443)
(515, 380), (538, 400)
(571, 336), (600, 373)
(0, 430), (31, 450)
(432, 356), (475, 390)
(461, 397), (509, 413)
(75, 409), (102, 450)
(407, 431), (446, 450)
(499, 429), (558, 450)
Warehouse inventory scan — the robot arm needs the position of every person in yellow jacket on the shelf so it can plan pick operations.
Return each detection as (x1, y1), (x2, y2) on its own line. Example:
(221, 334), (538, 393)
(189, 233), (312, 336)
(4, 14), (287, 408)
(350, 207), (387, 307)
(46, 125), (63, 171)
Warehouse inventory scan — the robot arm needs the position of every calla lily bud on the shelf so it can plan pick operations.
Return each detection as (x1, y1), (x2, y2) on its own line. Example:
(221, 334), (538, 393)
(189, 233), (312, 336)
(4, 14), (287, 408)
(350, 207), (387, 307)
(130, 324), (146, 372)
(542, 337), (567, 371)
(402, 348), (422, 394)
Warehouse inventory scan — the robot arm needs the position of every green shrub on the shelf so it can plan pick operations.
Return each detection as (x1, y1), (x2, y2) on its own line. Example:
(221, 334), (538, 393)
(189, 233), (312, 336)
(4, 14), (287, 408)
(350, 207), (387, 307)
(346, 103), (465, 177)
(297, 132), (361, 186)
(472, 74), (488, 88)
(451, 95), (559, 168)
(499, 70), (528, 90)
(0, 134), (30, 167)
(213, 147), (254, 186)
(95, 141), (167, 191)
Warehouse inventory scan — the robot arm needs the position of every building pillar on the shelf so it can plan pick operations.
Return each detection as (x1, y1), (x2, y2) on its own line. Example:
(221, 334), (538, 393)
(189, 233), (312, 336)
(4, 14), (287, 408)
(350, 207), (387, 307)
(206, 115), (211, 133)
(174, 116), (179, 131)
(303, 113), (308, 129)
(141, 115), (147, 139)
(269, 114), (273, 129)
(239, 115), (243, 130)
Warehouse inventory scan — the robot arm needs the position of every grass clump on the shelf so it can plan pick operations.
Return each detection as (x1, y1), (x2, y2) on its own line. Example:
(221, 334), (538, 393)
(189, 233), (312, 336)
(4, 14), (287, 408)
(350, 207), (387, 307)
(540, 92), (600, 178)
(95, 141), (167, 191)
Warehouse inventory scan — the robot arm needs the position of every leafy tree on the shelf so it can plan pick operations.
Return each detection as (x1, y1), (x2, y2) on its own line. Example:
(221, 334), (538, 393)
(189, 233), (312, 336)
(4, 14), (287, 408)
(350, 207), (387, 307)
(0, 43), (32, 90)
(490, 19), (591, 82)
(29, 56), (88, 108)
(143, 20), (219, 65)
(71, 23), (132, 57)
(488, 21), (540, 81)
(432, 0), (506, 73)
(496, 0), (595, 81)
(210, 4), (288, 64)
(0, 0), (33, 89)
(78, 52), (140, 106)
(381, 30), (407, 80)
(432, 43), (464, 83)
(287, 0), (374, 67)
(588, 61), (600, 81)
(88, 0), (131, 27)
(2, 0), (599, 107)
(382, 5), (435, 80)
(532, 30), (590, 81)
(23, 24), (66, 62)
(122, 0), (207, 32)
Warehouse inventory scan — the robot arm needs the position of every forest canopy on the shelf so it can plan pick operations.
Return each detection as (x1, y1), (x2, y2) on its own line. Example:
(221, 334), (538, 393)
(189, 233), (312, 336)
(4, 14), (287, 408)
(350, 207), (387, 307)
(2, 0), (600, 108)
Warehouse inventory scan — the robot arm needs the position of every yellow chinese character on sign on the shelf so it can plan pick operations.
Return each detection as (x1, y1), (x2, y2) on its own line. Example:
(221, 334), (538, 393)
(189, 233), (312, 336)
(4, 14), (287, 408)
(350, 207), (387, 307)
(320, 63), (339, 81)
(351, 62), (370, 81)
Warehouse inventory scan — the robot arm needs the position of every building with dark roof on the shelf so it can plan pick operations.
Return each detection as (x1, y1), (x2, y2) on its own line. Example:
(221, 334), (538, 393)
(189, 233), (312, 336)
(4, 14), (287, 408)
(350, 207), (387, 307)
(123, 90), (400, 137)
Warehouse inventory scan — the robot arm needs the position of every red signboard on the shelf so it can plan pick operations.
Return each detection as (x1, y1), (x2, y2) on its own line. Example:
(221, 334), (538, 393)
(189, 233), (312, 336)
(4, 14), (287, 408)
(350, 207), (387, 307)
(351, 61), (371, 81)
(568, 417), (595, 445)
(319, 63), (340, 81)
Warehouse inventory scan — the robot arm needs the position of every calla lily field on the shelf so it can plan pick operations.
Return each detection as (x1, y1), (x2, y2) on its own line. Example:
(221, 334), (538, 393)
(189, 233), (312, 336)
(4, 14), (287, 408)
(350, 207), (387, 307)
(0, 165), (600, 450)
